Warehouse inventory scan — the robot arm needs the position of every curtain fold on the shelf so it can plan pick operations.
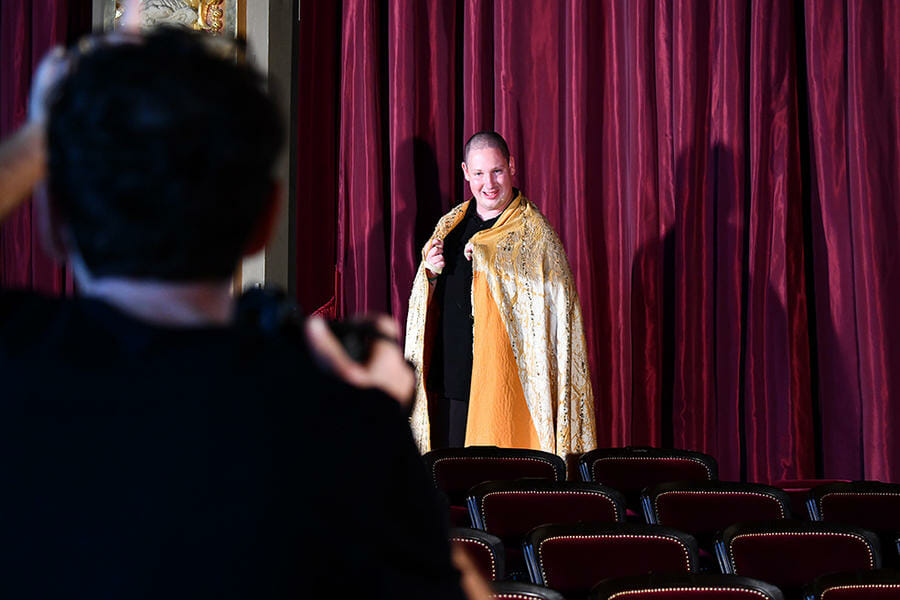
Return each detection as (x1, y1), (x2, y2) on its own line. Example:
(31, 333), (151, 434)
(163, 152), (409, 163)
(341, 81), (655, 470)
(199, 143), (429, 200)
(804, 0), (900, 481)
(337, 0), (389, 316)
(842, 0), (900, 482)
(298, 0), (899, 480)
(745, 0), (814, 484)
(296, 0), (341, 316)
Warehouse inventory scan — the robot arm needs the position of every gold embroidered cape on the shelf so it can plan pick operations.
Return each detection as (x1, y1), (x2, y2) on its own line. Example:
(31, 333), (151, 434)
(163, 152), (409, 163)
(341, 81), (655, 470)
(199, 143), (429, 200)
(404, 192), (596, 457)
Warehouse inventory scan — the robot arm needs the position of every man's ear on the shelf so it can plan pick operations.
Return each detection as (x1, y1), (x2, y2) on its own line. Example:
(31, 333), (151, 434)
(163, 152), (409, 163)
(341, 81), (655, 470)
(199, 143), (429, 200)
(461, 161), (470, 181)
(35, 186), (68, 263)
(243, 184), (282, 256)
(508, 155), (516, 176)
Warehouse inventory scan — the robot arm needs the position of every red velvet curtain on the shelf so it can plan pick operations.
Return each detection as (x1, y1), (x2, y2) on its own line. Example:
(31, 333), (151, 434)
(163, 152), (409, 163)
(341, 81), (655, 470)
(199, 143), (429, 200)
(0, 0), (88, 293)
(300, 0), (900, 482)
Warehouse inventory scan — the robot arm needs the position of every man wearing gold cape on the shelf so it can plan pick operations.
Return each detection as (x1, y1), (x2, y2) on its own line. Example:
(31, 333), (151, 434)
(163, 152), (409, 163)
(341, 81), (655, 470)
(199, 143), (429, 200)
(405, 132), (596, 457)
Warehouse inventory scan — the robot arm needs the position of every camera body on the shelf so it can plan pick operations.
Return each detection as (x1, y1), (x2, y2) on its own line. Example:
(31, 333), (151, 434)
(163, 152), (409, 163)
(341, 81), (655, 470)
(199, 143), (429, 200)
(235, 286), (376, 363)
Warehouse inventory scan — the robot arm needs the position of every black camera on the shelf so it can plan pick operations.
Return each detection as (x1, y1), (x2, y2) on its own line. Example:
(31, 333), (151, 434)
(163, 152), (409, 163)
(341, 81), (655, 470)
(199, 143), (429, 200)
(235, 286), (377, 364)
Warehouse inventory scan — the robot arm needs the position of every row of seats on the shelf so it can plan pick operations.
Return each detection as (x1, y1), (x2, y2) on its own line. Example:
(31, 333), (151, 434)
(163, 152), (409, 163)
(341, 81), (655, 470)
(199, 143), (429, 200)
(487, 570), (900, 600)
(466, 476), (900, 546)
(425, 445), (719, 510)
(424, 446), (900, 531)
(456, 518), (898, 598)
(426, 446), (900, 598)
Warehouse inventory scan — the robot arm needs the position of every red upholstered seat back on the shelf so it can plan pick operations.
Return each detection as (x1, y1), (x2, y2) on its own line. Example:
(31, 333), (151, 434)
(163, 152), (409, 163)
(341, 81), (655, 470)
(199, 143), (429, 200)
(588, 458), (713, 492)
(720, 521), (881, 595)
(470, 480), (625, 539)
(526, 524), (698, 598)
(589, 573), (785, 600)
(483, 491), (619, 536)
(491, 580), (566, 600)
(811, 483), (900, 533)
(645, 482), (792, 540)
(820, 586), (900, 600)
(805, 568), (900, 600)
(605, 589), (771, 600)
(423, 447), (566, 505)
(579, 448), (718, 507)
(435, 457), (559, 496)
(821, 495), (900, 530)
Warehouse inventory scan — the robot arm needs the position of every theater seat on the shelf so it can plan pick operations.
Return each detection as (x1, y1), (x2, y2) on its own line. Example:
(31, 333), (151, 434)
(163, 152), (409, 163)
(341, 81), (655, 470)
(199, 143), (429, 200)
(805, 568), (900, 600)
(716, 521), (881, 599)
(578, 447), (718, 513)
(468, 479), (626, 534)
(468, 479), (625, 577)
(423, 447), (566, 527)
(808, 482), (900, 534)
(450, 527), (506, 582)
(590, 573), (784, 600)
(524, 523), (699, 598)
(423, 446), (566, 507)
(642, 481), (792, 551)
(808, 482), (900, 568)
(491, 581), (566, 600)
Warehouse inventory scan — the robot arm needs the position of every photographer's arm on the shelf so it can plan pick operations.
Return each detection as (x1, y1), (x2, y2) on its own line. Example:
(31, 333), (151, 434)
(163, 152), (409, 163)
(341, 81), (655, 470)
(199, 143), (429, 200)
(0, 122), (44, 222)
(0, 40), (75, 223)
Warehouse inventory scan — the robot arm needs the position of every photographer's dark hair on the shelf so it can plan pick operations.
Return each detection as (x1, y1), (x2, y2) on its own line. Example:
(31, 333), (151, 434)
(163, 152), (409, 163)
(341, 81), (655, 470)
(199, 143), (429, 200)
(47, 28), (283, 281)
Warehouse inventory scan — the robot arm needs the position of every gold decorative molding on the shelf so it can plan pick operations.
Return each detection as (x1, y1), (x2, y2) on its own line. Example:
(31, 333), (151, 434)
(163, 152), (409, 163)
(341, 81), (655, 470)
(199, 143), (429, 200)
(110, 0), (238, 38)
(198, 0), (225, 33)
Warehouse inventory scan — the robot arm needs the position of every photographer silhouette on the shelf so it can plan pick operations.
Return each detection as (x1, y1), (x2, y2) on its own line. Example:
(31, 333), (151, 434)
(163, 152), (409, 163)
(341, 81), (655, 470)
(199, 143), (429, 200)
(0, 23), (464, 599)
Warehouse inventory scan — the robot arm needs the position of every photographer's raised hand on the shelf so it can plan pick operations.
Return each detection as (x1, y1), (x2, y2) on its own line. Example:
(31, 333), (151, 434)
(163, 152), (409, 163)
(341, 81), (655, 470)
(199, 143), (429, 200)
(0, 122), (44, 221)
(0, 44), (73, 221)
(306, 315), (415, 407)
(0, 0), (142, 221)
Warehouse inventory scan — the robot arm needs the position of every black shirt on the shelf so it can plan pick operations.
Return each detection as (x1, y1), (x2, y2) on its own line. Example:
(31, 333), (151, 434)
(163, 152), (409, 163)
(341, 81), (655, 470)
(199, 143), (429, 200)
(429, 199), (505, 399)
(0, 291), (464, 599)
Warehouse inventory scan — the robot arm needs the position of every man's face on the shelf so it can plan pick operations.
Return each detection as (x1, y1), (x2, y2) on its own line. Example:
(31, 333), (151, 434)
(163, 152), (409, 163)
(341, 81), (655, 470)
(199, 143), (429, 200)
(461, 146), (516, 219)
